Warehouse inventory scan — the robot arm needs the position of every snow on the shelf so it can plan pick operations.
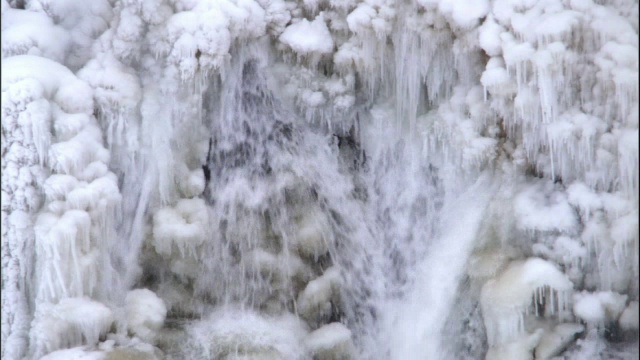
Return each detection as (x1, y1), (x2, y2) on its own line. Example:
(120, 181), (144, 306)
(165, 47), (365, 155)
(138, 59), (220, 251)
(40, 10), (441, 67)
(3, 48), (123, 359)
(513, 182), (578, 233)
(567, 182), (602, 217)
(534, 10), (580, 39)
(43, 175), (80, 202)
(502, 40), (535, 69)
(125, 289), (167, 344)
(77, 54), (142, 110)
(481, 57), (511, 90)
(279, 14), (334, 55)
(535, 323), (585, 359)
(40, 347), (106, 360)
(152, 198), (209, 258)
(573, 291), (628, 325)
(346, 4), (377, 35)
(36, 209), (94, 301)
(2, 0), (639, 358)
(1, 8), (70, 63)
(437, 0), (490, 29)
(479, 16), (504, 56)
(30, 297), (114, 358)
(53, 112), (92, 142)
(2, 56), (85, 107)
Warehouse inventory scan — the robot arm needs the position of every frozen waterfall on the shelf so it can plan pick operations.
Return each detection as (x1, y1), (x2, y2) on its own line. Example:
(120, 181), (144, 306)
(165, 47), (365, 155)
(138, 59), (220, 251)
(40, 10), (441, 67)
(1, 0), (638, 359)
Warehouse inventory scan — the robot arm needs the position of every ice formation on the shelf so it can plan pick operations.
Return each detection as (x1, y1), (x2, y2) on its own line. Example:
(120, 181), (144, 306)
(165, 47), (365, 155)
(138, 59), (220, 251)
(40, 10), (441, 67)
(480, 258), (573, 346)
(619, 300), (639, 332)
(29, 297), (114, 358)
(124, 289), (167, 344)
(1, 0), (638, 359)
(305, 322), (355, 359)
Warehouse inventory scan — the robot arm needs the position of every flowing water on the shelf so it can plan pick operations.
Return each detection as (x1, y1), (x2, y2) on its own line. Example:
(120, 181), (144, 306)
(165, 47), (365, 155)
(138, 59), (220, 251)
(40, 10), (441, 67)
(1, 1), (638, 359)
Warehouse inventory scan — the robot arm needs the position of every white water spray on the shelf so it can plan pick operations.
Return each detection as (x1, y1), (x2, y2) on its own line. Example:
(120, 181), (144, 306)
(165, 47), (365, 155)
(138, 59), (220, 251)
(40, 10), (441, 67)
(1, 0), (638, 359)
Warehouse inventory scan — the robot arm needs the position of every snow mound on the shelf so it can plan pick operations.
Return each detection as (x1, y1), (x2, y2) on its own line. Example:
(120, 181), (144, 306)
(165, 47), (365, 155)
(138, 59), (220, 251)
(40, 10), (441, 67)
(35, 136), (119, 301)
(279, 14), (334, 55)
(304, 322), (354, 360)
(573, 291), (628, 326)
(78, 54), (142, 111)
(436, 0), (490, 29)
(152, 198), (209, 258)
(479, 15), (503, 56)
(160, 0), (269, 78)
(1, 7), (70, 63)
(125, 289), (167, 344)
(3, 54), (121, 360)
(25, 0), (113, 70)
(40, 347), (106, 360)
(513, 182), (578, 233)
(30, 297), (113, 358)
(2, 55), (94, 114)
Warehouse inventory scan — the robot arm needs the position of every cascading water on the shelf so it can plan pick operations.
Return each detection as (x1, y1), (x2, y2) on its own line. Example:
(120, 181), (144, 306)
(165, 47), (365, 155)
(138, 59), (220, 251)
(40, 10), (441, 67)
(1, 0), (638, 359)
(154, 52), (388, 358)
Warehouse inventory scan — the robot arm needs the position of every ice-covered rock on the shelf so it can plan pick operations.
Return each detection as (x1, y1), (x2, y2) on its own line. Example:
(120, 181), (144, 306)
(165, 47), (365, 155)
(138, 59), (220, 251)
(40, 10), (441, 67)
(3, 55), (120, 360)
(481, 258), (573, 347)
(305, 322), (354, 360)
(534, 323), (584, 359)
(485, 329), (543, 360)
(1, 7), (70, 63)
(40, 347), (106, 360)
(125, 289), (167, 344)
(279, 13), (334, 56)
(2, 0), (638, 359)
(618, 301), (639, 331)
(292, 206), (331, 259)
(152, 198), (209, 258)
(513, 182), (578, 234)
(30, 297), (114, 358)
(297, 267), (342, 324)
(573, 291), (628, 326)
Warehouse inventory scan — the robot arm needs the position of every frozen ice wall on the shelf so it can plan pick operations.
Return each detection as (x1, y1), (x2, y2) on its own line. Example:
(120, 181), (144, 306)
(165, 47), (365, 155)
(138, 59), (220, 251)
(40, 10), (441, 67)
(1, 0), (638, 359)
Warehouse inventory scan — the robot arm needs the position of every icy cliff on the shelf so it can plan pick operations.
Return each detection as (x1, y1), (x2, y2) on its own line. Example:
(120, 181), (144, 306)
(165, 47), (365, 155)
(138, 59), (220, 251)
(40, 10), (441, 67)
(1, 0), (638, 359)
